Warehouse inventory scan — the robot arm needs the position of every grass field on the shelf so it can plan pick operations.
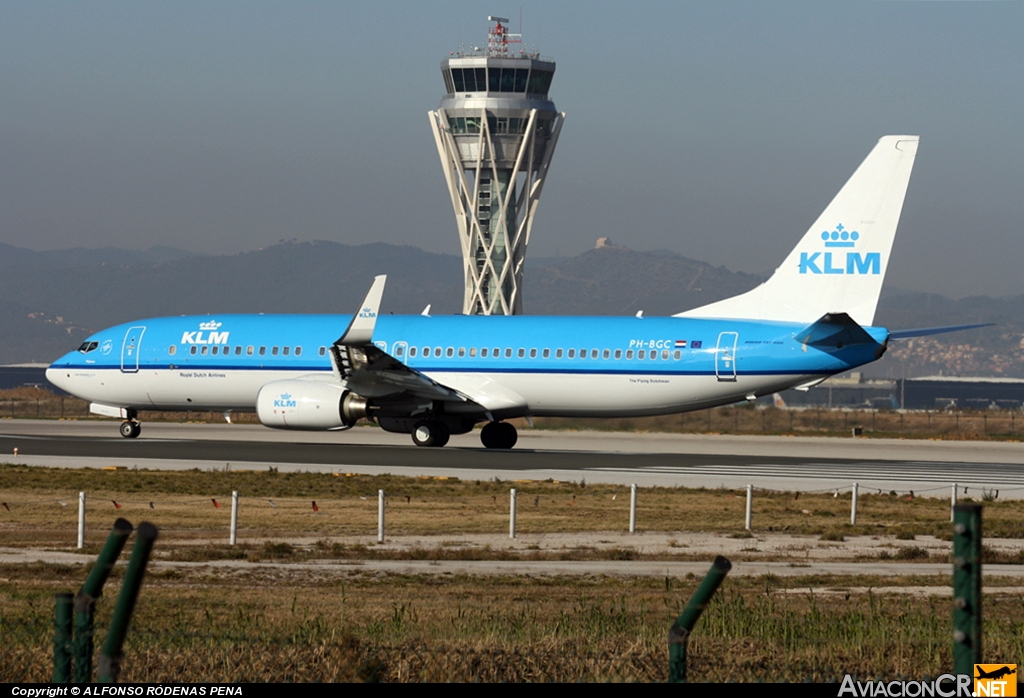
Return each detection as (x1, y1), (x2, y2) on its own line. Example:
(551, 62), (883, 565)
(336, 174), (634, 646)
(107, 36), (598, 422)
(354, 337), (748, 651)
(2, 465), (1023, 682)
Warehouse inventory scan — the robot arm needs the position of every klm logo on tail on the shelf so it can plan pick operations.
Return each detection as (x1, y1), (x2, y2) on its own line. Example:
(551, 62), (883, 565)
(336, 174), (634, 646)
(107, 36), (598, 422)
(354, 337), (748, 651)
(799, 225), (880, 275)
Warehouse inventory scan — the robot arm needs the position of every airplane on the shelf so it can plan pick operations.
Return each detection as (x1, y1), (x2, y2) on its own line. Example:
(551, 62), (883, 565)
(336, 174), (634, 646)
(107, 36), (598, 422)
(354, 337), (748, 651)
(45, 135), (981, 449)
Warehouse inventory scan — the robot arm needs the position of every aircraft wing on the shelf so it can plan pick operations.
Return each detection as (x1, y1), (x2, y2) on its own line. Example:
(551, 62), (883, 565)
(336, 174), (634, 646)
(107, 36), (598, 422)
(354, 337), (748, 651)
(328, 276), (468, 403)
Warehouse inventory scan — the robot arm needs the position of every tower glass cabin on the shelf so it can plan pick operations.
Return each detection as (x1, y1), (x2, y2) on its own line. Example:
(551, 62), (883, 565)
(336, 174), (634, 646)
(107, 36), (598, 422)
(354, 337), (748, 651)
(428, 18), (565, 315)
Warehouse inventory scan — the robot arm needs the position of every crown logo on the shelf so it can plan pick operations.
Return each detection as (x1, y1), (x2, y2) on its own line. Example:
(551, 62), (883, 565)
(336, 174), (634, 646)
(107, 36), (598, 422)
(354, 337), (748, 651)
(199, 320), (222, 331)
(821, 224), (859, 248)
(280, 393), (291, 400)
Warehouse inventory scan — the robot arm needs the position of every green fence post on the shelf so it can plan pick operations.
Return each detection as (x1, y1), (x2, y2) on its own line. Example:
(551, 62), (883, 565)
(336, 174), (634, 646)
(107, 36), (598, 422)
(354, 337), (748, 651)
(952, 504), (982, 675)
(73, 518), (133, 683)
(53, 592), (74, 682)
(668, 556), (732, 683)
(98, 522), (158, 683)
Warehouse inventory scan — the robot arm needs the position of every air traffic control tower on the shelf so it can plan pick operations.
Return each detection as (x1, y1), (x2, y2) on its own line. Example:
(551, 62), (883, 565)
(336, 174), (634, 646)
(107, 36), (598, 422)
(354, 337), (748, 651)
(429, 17), (565, 315)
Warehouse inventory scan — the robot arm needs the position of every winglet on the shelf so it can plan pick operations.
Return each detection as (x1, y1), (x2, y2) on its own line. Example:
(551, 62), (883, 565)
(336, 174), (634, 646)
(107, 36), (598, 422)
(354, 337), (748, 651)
(337, 275), (386, 345)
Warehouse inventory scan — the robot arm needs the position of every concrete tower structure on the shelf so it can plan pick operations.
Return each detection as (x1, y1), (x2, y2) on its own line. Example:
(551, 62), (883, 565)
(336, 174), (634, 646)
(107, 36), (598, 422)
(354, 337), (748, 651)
(429, 17), (565, 315)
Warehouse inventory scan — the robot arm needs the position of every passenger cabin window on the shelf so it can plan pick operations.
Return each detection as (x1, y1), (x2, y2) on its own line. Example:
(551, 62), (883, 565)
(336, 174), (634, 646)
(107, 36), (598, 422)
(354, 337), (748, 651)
(409, 347), (417, 357)
(168, 345), (176, 356)
(505, 348), (512, 358)
(318, 346), (326, 356)
(602, 349), (610, 359)
(469, 347), (477, 357)
(481, 348), (488, 357)
(447, 347), (454, 358)
(191, 346), (198, 355)
(568, 349), (575, 358)
(248, 346), (255, 356)
(434, 347), (442, 358)
(529, 348), (537, 358)
(235, 346), (242, 355)
(592, 349), (599, 359)
(674, 350), (681, 360)
(201, 346), (208, 355)
(542, 348), (550, 358)
(212, 346), (218, 355)
(259, 347), (266, 356)
(556, 349), (563, 358)
(282, 346), (290, 356)
(271, 347), (279, 356)
(518, 348), (526, 358)
(662, 350), (670, 360)
(627, 350), (634, 360)
(614, 349), (622, 359)
(295, 346), (302, 356)
(395, 345), (405, 357)
(638, 350), (646, 359)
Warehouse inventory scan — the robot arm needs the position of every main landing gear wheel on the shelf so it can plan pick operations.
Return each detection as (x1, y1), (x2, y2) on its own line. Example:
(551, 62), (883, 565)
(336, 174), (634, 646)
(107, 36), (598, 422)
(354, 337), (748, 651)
(119, 421), (141, 439)
(480, 421), (517, 449)
(411, 420), (450, 448)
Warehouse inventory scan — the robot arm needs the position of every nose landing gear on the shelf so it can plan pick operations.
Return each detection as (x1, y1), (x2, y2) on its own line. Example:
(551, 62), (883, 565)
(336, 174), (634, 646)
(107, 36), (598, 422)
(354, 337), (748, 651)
(119, 420), (141, 439)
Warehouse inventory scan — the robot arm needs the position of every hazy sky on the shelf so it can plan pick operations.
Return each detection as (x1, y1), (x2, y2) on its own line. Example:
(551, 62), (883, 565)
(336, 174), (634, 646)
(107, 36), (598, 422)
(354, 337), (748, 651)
(2, 1), (1022, 298)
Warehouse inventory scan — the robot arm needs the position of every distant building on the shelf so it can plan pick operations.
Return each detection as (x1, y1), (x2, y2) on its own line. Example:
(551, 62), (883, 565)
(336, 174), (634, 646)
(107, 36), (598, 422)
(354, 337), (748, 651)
(428, 17), (565, 315)
(898, 376), (1024, 411)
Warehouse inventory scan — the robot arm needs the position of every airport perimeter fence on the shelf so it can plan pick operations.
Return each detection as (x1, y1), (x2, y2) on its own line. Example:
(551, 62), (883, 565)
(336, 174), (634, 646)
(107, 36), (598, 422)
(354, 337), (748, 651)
(2, 391), (1023, 437)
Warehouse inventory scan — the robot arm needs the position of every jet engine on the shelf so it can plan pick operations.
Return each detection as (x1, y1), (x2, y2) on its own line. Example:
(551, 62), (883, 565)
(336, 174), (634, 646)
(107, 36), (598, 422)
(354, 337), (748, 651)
(255, 379), (370, 430)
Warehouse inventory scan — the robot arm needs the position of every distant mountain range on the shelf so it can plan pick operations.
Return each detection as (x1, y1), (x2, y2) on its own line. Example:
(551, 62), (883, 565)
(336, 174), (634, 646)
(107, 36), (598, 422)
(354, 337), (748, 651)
(1, 240), (1020, 377)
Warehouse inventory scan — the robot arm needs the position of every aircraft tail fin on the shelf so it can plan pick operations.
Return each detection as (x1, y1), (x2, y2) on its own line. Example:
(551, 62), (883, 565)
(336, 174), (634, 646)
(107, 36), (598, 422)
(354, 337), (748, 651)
(677, 136), (919, 326)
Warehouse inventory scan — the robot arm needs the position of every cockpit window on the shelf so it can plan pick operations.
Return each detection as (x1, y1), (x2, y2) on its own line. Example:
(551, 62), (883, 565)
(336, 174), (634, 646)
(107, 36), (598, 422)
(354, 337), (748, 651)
(77, 341), (99, 354)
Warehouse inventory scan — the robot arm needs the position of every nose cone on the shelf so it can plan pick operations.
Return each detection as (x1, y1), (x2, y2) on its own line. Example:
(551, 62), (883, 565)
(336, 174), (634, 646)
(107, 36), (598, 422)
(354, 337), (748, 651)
(46, 355), (73, 393)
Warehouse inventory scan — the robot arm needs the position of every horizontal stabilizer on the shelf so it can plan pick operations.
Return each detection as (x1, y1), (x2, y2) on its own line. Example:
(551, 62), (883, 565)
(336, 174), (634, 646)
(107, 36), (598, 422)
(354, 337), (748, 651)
(797, 313), (878, 348)
(888, 323), (992, 340)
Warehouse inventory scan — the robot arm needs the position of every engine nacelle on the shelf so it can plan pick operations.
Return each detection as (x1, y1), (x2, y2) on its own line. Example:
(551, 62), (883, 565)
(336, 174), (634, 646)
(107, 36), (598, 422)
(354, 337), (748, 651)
(256, 379), (370, 430)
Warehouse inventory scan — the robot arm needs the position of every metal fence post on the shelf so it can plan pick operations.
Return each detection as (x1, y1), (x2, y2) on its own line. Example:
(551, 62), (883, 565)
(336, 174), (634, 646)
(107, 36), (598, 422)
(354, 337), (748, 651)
(377, 490), (385, 544)
(668, 556), (732, 683)
(98, 522), (158, 682)
(850, 482), (859, 525)
(73, 519), (133, 683)
(744, 485), (753, 531)
(53, 592), (73, 682)
(951, 483), (958, 523)
(229, 491), (239, 546)
(77, 492), (86, 549)
(629, 483), (637, 534)
(509, 488), (517, 539)
(952, 504), (982, 675)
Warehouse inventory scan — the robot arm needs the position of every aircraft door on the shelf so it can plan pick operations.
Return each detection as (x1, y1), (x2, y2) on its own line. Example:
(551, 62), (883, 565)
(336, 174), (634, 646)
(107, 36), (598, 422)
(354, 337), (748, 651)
(715, 332), (738, 382)
(121, 326), (147, 373)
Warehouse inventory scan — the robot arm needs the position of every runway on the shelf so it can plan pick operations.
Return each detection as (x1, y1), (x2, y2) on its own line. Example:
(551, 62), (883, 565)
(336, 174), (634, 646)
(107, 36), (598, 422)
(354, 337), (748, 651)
(2, 420), (1023, 496)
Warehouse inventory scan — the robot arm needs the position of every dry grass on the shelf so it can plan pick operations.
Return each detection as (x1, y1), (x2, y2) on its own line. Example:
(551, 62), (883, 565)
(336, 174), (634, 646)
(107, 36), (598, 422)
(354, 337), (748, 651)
(4, 464), (1024, 546)
(3, 563), (1023, 682)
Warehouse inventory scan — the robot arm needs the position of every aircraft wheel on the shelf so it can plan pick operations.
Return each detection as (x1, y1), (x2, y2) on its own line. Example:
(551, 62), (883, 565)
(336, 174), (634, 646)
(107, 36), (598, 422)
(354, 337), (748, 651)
(481, 421), (517, 449)
(498, 422), (518, 449)
(120, 421), (141, 439)
(411, 420), (449, 448)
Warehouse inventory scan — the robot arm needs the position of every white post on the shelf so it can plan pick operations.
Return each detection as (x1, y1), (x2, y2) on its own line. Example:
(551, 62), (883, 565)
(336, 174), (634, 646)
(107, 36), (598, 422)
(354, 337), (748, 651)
(629, 483), (637, 534)
(745, 485), (753, 531)
(77, 491), (86, 549)
(377, 489), (385, 544)
(509, 488), (517, 539)
(850, 482), (859, 525)
(951, 483), (958, 522)
(229, 490), (239, 546)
